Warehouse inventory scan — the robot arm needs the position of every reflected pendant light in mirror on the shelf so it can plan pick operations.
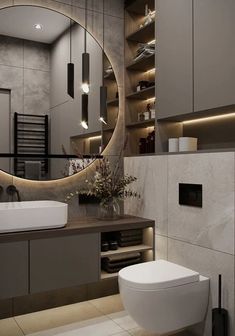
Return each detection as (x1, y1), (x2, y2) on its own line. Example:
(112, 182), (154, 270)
(99, 0), (107, 125)
(82, 0), (90, 95)
(67, 19), (74, 98)
(81, 93), (89, 129)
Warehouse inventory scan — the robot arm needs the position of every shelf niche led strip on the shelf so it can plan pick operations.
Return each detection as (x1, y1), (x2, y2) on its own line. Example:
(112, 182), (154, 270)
(183, 112), (235, 125)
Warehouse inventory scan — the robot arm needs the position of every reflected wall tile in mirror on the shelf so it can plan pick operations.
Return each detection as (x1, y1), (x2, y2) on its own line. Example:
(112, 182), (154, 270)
(0, 35), (23, 68)
(24, 68), (50, 115)
(24, 40), (50, 72)
(13, 0), (72, 18)
(71, 0), (124, 19)
(0, 64), (24, 114)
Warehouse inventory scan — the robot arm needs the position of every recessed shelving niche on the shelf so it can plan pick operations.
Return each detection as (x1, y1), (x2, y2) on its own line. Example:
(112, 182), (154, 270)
(125, 0), (156, 156)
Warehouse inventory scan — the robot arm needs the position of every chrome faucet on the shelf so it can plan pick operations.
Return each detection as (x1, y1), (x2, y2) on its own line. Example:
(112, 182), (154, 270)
(6, 185), (21, 202)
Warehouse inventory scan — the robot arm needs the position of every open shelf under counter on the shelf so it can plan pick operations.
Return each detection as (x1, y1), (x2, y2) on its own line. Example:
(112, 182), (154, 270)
(126, 21), (155, 43)
(101, 244), (153, 258)
(101, 271), (118, 280)
(126, 54), (155, 72)
(126, 118), (155, 129)
(126, 86), (155, 100)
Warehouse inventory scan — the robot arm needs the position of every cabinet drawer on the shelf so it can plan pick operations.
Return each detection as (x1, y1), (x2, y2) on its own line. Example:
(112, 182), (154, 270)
(30, 234), (100, 293)
(0, 241), (28, 299)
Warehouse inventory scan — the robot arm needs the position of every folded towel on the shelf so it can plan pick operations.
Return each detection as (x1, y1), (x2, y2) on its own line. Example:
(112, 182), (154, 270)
(102, 252), (141, 264)
(119, 229), (142, 237)
(119, 240), (142, 247)
(102, 258), (141, 273)
(102, 257), (141, 269)
(118, 234), (142, 243)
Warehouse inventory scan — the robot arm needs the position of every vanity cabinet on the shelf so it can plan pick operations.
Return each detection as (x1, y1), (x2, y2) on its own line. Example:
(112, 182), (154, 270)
(156, 0), (235, 120)
(0, 241), (28, 300)
(30, 234), (100, 293)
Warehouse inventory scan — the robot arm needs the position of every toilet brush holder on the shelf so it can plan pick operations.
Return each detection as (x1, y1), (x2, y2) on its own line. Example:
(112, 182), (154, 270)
(212, 274), (228, 336)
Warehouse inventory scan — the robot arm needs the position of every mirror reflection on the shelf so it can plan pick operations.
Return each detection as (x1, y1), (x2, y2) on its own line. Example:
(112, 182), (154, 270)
(0, 6), (118, 180)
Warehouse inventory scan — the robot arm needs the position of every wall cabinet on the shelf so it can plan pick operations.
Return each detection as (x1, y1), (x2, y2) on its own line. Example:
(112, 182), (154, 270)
(0, 241), (28, 300)
(156, 0), (235, 120)
(30, 234), (100, 293)
(194, 0), (235, 112)
(156, 0), (193, 119)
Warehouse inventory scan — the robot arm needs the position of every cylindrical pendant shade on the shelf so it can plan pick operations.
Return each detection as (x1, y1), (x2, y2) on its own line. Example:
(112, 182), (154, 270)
(81, 93), (89, 129)
(100, 86), (107, 124)
(82, 52), (90, 85)
(67, 63), (74, 98)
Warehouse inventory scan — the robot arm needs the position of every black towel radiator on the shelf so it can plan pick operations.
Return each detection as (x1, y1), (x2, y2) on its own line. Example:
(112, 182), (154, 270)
(14, 112), (49, 178)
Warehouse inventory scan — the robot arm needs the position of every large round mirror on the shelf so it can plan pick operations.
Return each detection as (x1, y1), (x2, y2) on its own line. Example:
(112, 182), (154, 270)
(0, 6), (119, 180)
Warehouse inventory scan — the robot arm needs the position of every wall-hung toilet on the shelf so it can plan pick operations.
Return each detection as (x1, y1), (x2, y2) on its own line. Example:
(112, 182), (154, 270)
(118, 260), (209, 335)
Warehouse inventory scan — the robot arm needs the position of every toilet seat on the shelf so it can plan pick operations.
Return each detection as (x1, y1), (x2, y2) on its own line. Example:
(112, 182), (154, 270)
(119, 259), (199, 290)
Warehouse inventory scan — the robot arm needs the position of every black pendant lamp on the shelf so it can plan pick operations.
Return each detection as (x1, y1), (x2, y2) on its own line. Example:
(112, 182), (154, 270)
(81, 0), (90, 95)
(67, 19), (74, 98)
(81, 93), (89, 129)
(99, 0), (108, 125)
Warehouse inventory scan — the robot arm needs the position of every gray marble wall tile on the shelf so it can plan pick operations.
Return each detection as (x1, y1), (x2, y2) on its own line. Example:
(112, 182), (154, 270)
(168, 238), (234, 336)
(0, 64), (24, 114)
(168, 153), (235, 255)
(0, 35), (23, 67)
(24, 40), (50, 72)
(24, 68), (50, 115)
(155, 234), (167, 260)
(124, 156), (168, 235)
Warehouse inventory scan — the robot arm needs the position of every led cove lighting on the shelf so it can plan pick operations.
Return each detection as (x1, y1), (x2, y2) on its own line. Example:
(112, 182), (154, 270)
(89, 135), (102, 140)
(183, 112), (235, 125)
(34, 23), (43, 30)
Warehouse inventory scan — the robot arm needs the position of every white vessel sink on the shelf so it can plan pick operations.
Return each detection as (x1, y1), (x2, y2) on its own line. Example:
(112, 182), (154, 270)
(0, 201), (68, 233)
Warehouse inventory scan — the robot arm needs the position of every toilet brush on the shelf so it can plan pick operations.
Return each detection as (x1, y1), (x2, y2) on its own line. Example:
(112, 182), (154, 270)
(212, 274), (228, 336)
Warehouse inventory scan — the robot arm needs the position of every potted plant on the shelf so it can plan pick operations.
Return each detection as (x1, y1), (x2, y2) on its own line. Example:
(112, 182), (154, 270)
(66, 156), (139, 220)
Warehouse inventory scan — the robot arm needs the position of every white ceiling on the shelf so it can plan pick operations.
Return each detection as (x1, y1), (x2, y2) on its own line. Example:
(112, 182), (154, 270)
(0, 6), (71, 44)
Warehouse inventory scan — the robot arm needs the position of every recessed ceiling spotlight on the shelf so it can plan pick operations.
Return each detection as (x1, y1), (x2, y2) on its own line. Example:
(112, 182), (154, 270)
(34, 23), (43, 31)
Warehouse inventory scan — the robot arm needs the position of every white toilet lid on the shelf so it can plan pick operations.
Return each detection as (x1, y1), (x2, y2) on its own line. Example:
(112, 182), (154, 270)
(119, 260), (200, 290)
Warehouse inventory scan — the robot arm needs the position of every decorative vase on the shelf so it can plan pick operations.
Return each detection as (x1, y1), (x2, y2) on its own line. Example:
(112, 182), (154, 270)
(99, 198), (120, 220)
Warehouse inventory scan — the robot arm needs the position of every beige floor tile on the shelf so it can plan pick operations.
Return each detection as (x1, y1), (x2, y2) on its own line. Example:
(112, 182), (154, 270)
(0, 318), (24, 336)
(89, 294), (124, 315)
(107, 311), (138, 331)
(129, 327), (192, 336)
(15, 301), (103, 335)
(27, 316), (123, 336)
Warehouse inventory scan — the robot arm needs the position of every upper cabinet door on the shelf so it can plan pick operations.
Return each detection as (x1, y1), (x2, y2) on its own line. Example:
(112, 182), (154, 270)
(156, 0), (193, 119)
(194, 0), (235, 112)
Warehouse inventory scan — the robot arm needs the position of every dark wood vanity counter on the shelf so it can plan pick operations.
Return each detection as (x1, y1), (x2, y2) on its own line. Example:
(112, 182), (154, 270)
(0, 215), (155, 243)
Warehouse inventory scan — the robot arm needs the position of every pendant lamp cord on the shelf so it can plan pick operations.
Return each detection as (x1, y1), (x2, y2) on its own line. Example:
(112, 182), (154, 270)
(84, 0), (87, 53)
(70, 19), (72, 63)
(102, 0), (105, 86)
